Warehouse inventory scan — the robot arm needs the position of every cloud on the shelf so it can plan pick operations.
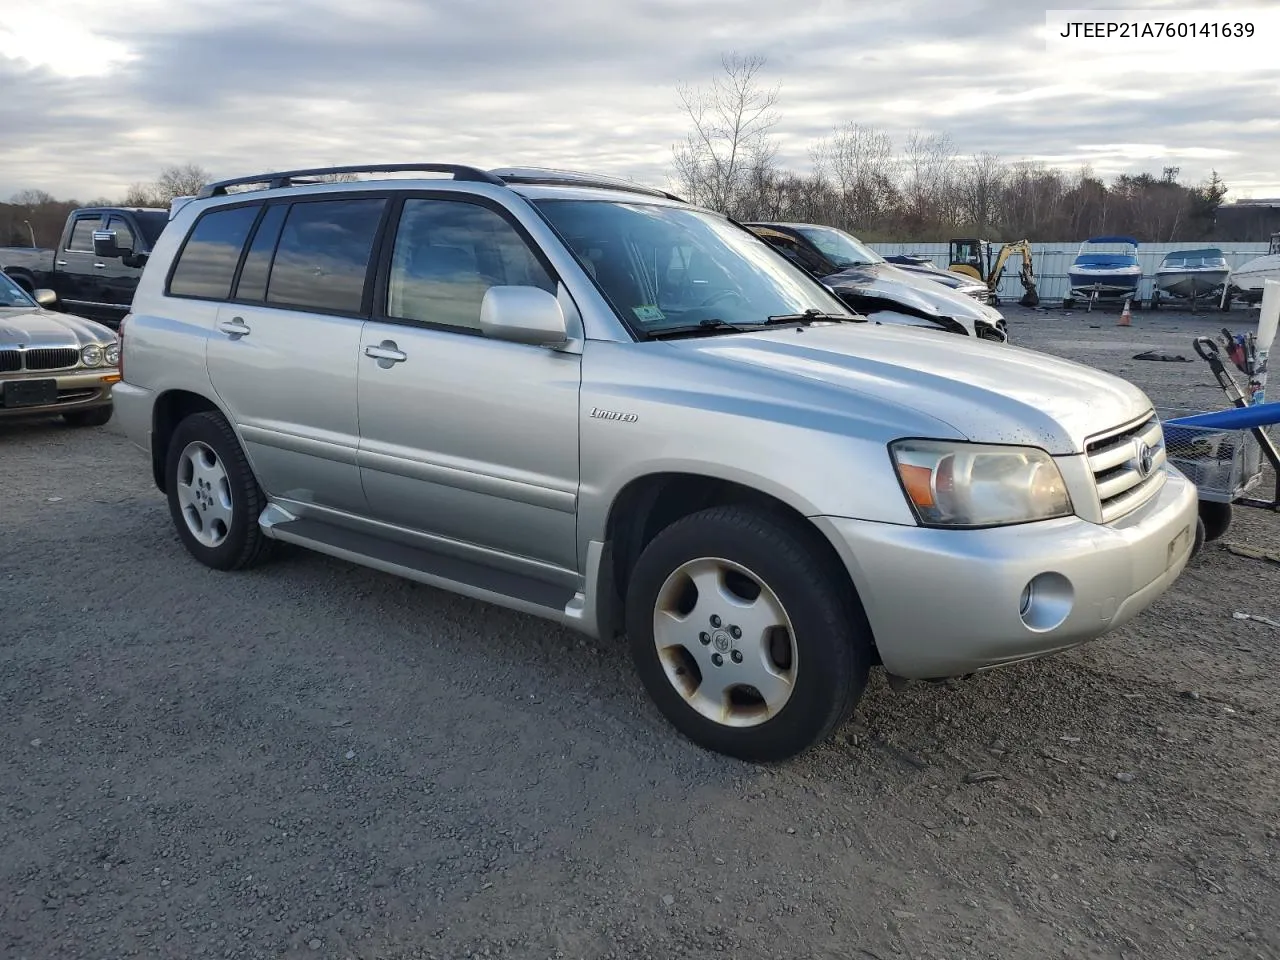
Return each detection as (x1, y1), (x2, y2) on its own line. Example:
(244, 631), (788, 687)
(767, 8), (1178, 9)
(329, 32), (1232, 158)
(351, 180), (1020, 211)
(2, 0), (1278, 203)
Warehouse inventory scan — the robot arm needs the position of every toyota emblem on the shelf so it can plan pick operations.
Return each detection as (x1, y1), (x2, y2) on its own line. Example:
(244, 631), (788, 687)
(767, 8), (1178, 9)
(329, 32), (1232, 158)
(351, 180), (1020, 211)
(1133, 439), (1154, 478)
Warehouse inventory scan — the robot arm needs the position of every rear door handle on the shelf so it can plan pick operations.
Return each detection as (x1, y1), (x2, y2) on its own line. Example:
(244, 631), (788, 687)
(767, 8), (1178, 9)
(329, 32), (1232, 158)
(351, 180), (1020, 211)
(93, 263), (105, 269)
(365, 342), (407, 363)
(55, 260), (68, 267)
(217, 318), (251, 338)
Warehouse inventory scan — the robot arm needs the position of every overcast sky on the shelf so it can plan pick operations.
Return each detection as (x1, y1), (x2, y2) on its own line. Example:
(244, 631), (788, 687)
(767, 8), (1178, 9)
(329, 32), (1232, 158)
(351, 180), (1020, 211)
(2, 0), (1278, 204)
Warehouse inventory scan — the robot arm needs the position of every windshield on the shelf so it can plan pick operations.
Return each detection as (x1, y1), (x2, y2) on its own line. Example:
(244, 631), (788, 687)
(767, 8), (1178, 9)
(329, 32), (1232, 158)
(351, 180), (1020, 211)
(531, 200), (854, 333)
(792, 225), (884, 268)
(0, 271), (37, 308)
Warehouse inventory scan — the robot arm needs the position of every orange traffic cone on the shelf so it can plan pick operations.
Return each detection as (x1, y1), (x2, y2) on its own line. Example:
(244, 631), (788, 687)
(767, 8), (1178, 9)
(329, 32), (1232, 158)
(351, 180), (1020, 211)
(1117, 298), (1132, 326)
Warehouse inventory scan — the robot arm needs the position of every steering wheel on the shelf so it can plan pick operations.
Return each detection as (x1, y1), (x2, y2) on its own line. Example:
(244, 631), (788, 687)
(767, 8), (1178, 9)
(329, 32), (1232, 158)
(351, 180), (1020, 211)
(698, 289), (747, 308)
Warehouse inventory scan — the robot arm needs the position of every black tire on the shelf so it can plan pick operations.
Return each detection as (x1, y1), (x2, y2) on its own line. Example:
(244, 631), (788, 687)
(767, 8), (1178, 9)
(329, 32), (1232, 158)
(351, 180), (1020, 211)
(624, 505), (872, 763)
(164, 410), (274, 571)
(62, 405), (113, 427)
(1198, 500), (1232, 543)
(1192, 515), (1206, 558)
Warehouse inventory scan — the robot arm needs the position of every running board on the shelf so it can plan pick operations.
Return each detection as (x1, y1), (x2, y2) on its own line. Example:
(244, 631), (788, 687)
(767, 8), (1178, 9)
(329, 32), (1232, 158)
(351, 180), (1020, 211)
(258, 507), (577, 625)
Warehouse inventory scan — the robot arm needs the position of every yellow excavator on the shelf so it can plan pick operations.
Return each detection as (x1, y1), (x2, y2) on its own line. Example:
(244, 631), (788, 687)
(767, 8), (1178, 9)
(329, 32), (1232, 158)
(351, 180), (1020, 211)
(947, 239), (1039, 307)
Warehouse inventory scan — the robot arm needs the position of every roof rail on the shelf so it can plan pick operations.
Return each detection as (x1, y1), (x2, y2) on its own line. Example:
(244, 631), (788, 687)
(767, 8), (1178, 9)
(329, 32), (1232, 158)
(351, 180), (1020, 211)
(489, 167), (685, 202)
(195, 163), (507, 199)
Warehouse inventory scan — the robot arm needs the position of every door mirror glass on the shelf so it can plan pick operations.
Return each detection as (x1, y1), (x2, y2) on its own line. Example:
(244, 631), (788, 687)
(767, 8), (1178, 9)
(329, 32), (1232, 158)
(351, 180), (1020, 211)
(479, 285), (568, 346)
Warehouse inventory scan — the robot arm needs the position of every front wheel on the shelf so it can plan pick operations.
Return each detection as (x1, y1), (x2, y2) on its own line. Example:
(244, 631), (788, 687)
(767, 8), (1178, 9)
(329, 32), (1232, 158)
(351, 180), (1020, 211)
(624, 505), (871, 762)
(164, 410), (274, 571)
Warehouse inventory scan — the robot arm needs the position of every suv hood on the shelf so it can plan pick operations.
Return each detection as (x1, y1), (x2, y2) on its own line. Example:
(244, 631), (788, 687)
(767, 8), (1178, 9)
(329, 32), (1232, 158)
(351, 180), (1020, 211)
(670, 322), (1151, 455)
(0, 306), (116, 347)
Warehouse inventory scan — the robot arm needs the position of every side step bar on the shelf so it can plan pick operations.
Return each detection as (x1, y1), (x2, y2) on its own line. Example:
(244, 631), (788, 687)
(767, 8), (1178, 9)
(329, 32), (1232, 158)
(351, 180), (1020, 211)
(259, 508), (579, 626)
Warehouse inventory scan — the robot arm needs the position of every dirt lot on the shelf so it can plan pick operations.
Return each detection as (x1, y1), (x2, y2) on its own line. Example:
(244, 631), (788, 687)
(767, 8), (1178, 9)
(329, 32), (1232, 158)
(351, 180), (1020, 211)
(3, 303), (1278, 960)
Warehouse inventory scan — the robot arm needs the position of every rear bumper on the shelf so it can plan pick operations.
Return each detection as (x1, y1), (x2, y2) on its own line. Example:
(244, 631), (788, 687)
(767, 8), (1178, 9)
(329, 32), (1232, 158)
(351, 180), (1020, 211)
(110, 381), (154, 454)
(814, 467), (1198, 679)
(0, 370), (117, 419)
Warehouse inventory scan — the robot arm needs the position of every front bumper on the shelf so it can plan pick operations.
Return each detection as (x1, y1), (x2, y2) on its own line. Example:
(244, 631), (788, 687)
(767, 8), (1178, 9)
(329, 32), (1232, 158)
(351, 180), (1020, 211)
(814, 467), (1198, 679)
(0, 369), (118, 419)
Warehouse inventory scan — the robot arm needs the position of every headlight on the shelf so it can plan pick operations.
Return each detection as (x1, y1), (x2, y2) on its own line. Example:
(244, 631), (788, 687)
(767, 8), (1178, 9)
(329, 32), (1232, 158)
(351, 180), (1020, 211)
(104, 342), (120, 366)
(81, 343), (103, 366)
(890, 439), (1073, 527)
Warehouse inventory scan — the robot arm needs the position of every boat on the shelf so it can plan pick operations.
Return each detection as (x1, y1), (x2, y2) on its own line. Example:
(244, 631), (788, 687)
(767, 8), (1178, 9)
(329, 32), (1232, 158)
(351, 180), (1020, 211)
(1225, 233), (1280, 307)
(1151, 247), (1230, 309)
(1063, 236), (1143, 307)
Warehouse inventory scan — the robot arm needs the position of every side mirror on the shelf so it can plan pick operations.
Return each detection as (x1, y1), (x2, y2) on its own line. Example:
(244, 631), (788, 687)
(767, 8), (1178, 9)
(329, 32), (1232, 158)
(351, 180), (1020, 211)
(92, 229), (129, 260)
(479, 285), (568, 346)
(34, 288), (58, 308)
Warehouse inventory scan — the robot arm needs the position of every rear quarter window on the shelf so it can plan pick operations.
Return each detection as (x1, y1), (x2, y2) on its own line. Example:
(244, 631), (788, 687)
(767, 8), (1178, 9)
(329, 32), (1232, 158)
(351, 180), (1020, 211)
(167, 204), (263, 300)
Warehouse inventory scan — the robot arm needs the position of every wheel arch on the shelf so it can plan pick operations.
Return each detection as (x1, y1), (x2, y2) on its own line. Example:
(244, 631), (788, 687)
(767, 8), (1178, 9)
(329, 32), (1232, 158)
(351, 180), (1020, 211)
(149, 389), (230, 493)
(595, 470), (879, 662)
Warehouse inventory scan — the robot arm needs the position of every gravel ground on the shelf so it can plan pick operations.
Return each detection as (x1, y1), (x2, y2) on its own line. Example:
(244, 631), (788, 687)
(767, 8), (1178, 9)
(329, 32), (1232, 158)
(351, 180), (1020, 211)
(2, 302), (1278, 960)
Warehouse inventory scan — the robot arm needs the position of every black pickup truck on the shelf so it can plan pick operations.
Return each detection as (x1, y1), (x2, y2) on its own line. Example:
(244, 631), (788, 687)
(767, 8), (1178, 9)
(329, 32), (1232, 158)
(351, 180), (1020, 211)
(0, 205), (169, 329)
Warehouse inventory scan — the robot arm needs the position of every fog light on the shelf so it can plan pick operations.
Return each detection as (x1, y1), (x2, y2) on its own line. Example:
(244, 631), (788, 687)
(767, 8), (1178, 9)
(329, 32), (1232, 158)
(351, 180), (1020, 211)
(1018, 572), (1073, 632)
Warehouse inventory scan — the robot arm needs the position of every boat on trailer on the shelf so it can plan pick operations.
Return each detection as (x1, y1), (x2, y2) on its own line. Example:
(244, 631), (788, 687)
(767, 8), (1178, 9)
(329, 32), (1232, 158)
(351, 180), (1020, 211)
(1063, 236), (1143, 309)
(1151, 247), (1230, 310)
(1224, 233), (1280, 308)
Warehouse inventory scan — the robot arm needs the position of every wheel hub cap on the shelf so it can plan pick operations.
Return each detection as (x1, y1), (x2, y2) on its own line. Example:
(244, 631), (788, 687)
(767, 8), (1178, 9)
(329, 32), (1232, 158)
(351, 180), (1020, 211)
(652, 556), (799, 729)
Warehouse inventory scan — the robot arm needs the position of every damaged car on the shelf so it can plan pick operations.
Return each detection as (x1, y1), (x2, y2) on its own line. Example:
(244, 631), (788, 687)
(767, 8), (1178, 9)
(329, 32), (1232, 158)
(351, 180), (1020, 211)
(744, 221), (1009, 343)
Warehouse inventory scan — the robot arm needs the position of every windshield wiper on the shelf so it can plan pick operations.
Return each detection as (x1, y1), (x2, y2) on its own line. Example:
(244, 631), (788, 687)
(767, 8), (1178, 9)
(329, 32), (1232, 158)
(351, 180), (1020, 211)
(644, 318), (756, 340)
(764, 309), (863, 325)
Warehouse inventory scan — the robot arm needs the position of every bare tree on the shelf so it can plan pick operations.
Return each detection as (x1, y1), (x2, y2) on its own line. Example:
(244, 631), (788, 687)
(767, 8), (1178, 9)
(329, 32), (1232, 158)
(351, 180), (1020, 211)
(11, 189), (56, 207)
(900, 130), (958, 233)
(154, 163), (213, 201)
(671, 52), (781, 218)
(955, 151), (1006, 234)
(811, 122), (897, 232)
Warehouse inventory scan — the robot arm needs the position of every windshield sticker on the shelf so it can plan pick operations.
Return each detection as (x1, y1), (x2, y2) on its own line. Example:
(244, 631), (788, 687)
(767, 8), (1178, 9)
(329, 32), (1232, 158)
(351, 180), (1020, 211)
(632, 305), (666, 322)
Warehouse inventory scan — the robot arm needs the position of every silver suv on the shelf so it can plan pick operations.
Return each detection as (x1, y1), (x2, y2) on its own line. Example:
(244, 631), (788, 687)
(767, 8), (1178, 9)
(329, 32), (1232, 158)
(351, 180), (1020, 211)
(112, 164), (1199, 761)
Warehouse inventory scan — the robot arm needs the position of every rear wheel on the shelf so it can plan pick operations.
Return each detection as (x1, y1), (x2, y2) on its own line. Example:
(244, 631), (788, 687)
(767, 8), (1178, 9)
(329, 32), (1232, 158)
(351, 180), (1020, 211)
(625, 505), (871, 762)
(164, 410), (274, 571)
(62, 405), (113, 427)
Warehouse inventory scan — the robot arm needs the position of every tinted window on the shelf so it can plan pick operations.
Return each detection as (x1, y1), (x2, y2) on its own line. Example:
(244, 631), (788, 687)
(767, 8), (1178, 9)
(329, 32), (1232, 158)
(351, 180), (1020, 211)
(234, 203), (288, 302)
(67, 216), (102, 252)
(107, 216), (135, 252)
(267, 199), (386, 314)
(168, 204), (262, 299)
(386, 198), (554, 331)
(134, 211), (170, 247)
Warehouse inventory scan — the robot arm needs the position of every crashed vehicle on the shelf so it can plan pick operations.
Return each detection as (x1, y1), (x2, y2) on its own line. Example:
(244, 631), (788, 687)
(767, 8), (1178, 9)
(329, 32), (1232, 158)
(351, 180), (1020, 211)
(743, 222), (1008, 342)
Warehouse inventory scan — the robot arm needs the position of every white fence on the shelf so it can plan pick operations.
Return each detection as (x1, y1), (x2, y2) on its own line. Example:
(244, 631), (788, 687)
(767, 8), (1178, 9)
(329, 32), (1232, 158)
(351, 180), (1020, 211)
(863, 241), (1270, 303)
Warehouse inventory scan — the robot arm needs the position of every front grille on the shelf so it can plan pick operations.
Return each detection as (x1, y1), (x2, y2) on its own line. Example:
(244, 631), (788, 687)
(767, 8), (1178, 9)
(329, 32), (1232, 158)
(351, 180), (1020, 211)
(0, 349), (19, 372)
(23, 348), (80, 371)
(1086, 413), (1167, 523)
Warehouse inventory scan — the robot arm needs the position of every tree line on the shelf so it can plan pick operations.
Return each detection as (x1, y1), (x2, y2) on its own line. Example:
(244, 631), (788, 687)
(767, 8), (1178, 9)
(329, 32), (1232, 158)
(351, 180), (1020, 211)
(669, 53), (1232, 243)
(2, 164), (357, 248)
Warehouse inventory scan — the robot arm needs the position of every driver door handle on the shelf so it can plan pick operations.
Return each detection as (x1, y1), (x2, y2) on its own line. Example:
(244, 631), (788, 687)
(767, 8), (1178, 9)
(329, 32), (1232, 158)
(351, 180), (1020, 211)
(364, 342), (407, 363)
(217, 318), (251, 338)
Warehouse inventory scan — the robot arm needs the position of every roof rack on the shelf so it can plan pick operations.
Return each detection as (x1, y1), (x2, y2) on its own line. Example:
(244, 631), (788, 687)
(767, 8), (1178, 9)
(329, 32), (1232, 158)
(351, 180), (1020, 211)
(192, 162), (687, 205)
(195, 163), (507, 198)
(489, 167), (685, 202)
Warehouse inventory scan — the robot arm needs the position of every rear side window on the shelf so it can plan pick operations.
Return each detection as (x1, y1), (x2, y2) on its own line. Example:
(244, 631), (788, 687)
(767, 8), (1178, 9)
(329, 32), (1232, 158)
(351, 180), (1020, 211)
(67, 215), (103, 252)
(233, 203), (288, 302)
(266, 198), (386, 314)
(168, 204), (262, 299)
